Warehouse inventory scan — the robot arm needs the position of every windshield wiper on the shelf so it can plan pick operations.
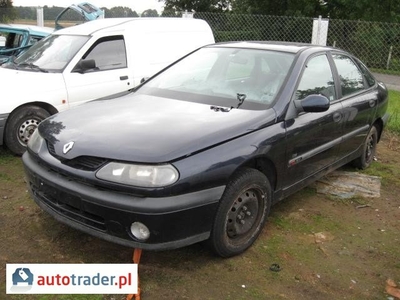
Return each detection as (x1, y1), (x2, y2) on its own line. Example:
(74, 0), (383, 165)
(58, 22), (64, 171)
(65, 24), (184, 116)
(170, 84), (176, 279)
(16, 62), (48, 73)
(210, 93), (247, 112)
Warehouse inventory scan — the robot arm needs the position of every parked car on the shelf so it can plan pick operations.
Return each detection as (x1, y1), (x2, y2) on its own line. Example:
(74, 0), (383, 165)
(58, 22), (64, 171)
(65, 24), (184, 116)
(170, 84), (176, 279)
(0, 2), (103, 67)
(0, 24), (54, 64)
(0, 17), (214, 155)
(23, 42), (389, 257)
(55, 2), (104, 30)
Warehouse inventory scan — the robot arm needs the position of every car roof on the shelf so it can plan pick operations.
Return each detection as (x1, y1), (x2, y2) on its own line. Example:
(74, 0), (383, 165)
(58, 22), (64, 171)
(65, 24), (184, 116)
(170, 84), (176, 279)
(208, 41), (337, 54)
(0, 23), (54, 36)
(54, 17), (211, 36)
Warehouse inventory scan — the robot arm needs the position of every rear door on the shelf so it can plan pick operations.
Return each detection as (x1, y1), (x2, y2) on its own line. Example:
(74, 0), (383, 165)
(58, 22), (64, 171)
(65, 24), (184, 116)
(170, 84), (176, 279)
(63, 35), (133, 108)
(330, 53), (377, 158)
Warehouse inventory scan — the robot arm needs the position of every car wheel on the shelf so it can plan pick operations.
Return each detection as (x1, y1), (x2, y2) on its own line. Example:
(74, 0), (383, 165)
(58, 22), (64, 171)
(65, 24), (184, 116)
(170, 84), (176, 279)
(353, 125), (378, 170)
(209, 168), (272, 257)
(5, 106), (50, 156)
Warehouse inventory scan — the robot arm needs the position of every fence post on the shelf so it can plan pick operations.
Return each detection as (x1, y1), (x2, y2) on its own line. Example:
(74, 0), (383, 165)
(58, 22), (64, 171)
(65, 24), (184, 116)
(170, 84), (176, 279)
(386, 46), (393, 70)
(36, 7), (44, 27)
(312, 15), (329, 45)
(182, 10), (194, 18)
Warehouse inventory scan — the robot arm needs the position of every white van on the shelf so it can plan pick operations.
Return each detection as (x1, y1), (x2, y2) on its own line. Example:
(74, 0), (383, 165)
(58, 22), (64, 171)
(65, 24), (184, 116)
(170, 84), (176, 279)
(0, 18), (215, 155)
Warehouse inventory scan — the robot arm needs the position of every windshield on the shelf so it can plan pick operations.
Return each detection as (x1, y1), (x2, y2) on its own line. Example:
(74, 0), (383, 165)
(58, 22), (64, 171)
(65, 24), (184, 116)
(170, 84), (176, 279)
(139, 47), (295, 109)
(12, 34), (89, 72)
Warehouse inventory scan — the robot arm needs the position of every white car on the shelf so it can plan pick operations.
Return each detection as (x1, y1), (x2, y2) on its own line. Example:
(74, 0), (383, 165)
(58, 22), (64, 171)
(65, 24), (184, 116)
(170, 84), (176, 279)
(0, 17), (215, 155)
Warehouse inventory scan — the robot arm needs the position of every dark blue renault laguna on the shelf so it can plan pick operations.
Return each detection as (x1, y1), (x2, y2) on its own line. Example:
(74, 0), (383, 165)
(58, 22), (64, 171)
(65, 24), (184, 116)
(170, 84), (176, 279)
(23, 42), (389, 257)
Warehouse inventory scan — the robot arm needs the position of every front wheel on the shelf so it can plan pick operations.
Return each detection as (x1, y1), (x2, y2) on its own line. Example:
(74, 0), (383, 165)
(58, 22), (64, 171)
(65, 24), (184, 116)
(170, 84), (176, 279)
(209, 168), (272, 257)
(352, 125), (378, 170)
(5, 106), (50, 156)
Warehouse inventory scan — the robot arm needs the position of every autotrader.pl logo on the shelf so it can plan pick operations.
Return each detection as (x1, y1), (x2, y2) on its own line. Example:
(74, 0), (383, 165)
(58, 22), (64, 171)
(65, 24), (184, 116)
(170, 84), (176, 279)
(6, 263), (138, 294)
(11, 268), (34, 292)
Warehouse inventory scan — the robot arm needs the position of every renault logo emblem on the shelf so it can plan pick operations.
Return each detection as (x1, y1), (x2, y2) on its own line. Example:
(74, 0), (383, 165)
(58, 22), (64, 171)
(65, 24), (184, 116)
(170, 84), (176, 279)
(63, 142), (74, 154)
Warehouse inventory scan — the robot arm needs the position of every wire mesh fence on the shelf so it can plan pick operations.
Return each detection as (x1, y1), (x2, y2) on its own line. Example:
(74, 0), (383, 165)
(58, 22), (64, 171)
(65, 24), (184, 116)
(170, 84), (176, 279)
(1, 7), (400, 73)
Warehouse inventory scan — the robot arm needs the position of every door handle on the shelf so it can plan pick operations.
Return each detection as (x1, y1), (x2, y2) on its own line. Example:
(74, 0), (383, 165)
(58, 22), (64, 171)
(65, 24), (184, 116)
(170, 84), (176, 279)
(333, 112), (342, 123)
(120, 75), (128, 81)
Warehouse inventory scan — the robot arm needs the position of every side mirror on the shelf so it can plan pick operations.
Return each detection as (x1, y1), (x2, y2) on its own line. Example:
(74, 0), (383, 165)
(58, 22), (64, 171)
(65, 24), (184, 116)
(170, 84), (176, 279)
(72, 59), (96, 74)
(140, 77), (149, 84)
(294, 94), (330, 113)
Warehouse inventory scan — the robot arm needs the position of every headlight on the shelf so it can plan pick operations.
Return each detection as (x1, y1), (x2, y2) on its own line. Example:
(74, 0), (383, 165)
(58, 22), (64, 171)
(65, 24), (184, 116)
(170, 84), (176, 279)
(96, 162), (179, 187)
(27, 129), (43, 154)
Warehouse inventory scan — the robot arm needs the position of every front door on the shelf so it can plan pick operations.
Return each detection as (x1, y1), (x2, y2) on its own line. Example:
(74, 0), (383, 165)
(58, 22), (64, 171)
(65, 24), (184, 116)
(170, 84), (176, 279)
(63, 35), (133, 108)
(282, 53), (343, 195)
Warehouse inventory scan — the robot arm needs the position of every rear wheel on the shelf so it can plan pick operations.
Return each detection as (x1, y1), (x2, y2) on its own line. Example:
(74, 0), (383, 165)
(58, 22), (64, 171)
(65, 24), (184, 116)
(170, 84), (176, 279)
(353, 125), (378, 169)
(209, 168), (272, 257)
(5, 106), (50, 156)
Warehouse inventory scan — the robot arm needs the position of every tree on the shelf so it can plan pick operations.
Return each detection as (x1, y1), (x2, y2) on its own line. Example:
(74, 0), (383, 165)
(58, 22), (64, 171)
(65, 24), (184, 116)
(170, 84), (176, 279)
(161, 6), (182, 17)
(103, 6), (138, 18)
(229, 0), (400, 22)
(0, 0), (16, 23)
(141, 9), (159, 17)
(230, 0), (327, 17)
(159, 0), (230, 12)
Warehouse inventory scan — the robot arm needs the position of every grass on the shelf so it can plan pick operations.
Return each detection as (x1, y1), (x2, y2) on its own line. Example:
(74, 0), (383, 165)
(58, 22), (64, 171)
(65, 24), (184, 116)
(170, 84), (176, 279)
(371, 68), (400, 76)
(387, 90), (400, 134)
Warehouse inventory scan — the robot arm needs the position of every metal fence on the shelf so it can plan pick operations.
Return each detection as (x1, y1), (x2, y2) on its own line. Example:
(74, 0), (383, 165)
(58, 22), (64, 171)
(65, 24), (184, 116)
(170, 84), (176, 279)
(194, 12), (400, 74)
(2, 8), (400, 73)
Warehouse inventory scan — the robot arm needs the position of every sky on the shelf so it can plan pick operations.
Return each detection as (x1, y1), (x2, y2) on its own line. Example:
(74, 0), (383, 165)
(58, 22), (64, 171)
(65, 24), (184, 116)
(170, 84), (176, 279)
(12, 0), (165, 13)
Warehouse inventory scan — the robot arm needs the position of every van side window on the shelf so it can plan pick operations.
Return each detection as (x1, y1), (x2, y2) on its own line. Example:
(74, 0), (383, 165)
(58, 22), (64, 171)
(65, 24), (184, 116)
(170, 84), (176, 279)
(82, 36), (127, 71)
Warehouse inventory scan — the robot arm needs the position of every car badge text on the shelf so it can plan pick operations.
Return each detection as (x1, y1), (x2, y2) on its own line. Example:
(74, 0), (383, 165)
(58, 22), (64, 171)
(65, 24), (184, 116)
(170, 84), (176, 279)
(63, 142), (74, 154)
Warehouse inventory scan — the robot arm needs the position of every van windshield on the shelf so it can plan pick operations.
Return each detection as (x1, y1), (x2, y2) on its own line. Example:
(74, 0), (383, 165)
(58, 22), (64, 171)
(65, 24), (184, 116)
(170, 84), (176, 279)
(9, 34), (89, 73)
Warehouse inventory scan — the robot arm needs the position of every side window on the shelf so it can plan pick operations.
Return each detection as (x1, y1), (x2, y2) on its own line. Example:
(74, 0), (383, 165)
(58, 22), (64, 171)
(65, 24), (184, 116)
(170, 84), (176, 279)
(82, 36), (127, 71)
(355, 58), (375, 87)
(332, 54), (365, 96)
(295, 54), (336, 101)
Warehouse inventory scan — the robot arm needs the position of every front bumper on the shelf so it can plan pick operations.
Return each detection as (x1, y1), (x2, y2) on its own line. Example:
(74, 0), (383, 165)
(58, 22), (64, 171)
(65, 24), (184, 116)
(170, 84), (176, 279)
(23, 151), (224, 250)
(0, 113), (9, 146)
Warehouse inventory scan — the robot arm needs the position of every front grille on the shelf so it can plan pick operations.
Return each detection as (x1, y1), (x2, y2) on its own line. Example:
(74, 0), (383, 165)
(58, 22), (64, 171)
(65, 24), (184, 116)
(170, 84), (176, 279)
(46, 141), (109, 171)
(31, 182), (106, 231)
(63, 156), (108, 171)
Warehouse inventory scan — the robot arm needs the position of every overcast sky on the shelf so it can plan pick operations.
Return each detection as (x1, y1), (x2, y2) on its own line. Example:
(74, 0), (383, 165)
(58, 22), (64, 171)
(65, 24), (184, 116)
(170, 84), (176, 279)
(12, 0), (165, 13)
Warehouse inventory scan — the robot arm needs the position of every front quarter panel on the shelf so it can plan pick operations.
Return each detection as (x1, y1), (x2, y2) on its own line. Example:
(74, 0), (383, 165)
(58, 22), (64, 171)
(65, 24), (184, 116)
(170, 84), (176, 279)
(171, 120), (286, 197)
(0, 69), (68, 113)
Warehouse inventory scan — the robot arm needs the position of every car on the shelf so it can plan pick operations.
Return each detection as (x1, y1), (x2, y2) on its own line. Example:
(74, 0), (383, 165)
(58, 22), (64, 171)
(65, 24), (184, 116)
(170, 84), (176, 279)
(55, 2), (104, 30)
(0, 17), (214, 156)
(0, 24), (54, 64)
(23, 41), (389, 258)
(0, 2), (103, 66)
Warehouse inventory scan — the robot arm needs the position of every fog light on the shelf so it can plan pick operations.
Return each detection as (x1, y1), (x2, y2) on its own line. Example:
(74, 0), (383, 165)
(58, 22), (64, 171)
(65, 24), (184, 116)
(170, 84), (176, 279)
(130, 222), (150, 241)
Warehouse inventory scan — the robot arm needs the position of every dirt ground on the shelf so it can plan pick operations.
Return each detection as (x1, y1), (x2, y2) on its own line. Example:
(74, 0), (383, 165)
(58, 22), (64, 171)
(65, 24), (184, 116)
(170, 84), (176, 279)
(0, 133), (400, 300)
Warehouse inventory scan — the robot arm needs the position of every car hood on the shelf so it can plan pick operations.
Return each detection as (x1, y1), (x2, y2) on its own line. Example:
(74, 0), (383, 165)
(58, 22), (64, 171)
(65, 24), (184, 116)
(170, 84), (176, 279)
(40, 93), (277, 163)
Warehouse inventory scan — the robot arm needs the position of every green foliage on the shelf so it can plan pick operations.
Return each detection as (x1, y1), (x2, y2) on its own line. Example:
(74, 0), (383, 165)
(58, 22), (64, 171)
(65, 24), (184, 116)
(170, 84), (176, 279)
(229, 0), (400, 22)
(387, 90), (400, 134)
(141, 9), (159, 17)
(161, 0), (229, 12)
(0, 0), (16, 22)
(102, 6), (139, 18)
(196, 12), (312, 43)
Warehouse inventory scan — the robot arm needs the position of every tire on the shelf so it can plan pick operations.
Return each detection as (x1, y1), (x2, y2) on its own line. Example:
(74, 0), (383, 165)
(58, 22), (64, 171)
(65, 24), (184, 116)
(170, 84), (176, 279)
(5, 106), (50, 156)
(353, 125), (378, 170)
(209, 168), (272, 258)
